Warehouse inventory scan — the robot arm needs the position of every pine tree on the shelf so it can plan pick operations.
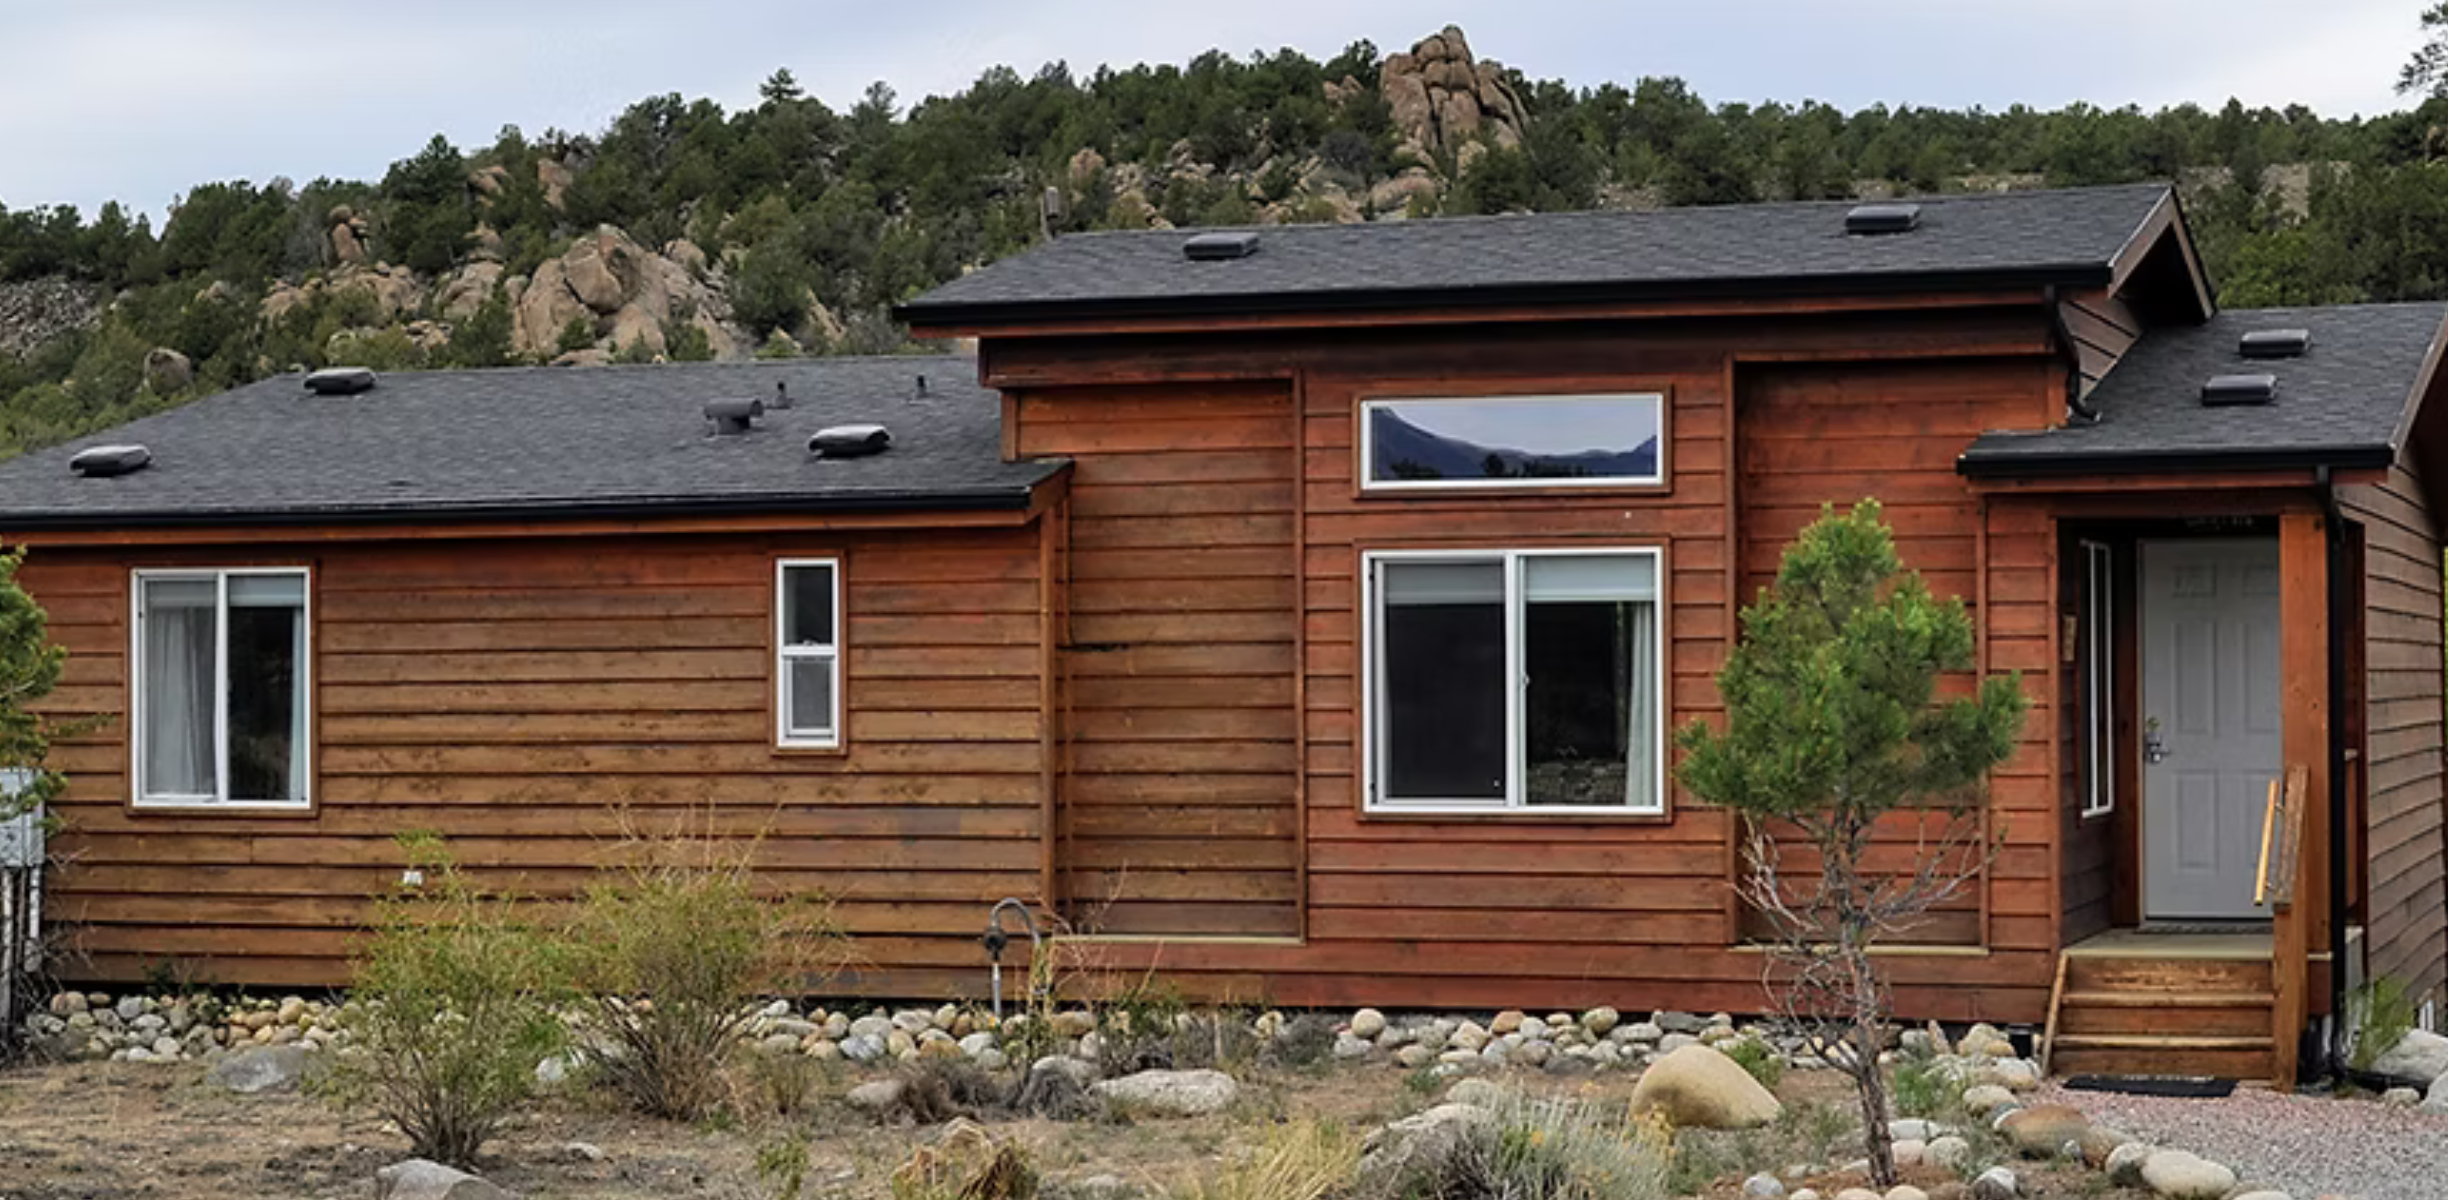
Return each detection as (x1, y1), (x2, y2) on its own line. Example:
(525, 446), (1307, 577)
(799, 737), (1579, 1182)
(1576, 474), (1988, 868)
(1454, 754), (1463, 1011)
(1677, 500), (2027, 1187)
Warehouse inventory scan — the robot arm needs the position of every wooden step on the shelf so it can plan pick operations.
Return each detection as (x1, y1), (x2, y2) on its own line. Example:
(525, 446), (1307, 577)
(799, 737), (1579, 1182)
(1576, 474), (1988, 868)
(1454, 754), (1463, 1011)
(2064, 956), (2273, 995)
(2057, 990), (2271, 1008)
(2051, 1033), (2274, 1080)
(2057, 1004), (2269, 1038)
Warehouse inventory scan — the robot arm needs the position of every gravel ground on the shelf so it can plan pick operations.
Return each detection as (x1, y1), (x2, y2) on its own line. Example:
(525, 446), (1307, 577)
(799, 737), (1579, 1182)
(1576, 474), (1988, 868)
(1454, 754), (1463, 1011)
(2035, 1081), (2448, 1200)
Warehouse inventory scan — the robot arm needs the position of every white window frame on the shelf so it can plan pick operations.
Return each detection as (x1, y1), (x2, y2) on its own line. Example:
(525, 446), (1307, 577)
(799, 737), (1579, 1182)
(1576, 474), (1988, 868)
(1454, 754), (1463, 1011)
(1360, 545), (1668, 816)
(129, 566), (313, 811)
(1357, 392), (1668, 492)
(774, 558), (843, 749)
(2080, 539), (2115, 819)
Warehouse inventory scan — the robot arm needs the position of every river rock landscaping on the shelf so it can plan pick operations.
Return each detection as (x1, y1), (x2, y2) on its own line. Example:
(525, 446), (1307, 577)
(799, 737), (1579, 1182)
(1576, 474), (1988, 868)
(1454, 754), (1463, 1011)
(4, 992), (2443, 1199)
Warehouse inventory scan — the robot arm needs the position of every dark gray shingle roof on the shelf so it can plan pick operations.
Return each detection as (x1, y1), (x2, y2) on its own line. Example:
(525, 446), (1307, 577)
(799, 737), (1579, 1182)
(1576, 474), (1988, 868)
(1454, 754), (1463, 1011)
(0, 356), (1061, 529)
(1958, 302), (2448, 476)
(899, 183), (2175, 325)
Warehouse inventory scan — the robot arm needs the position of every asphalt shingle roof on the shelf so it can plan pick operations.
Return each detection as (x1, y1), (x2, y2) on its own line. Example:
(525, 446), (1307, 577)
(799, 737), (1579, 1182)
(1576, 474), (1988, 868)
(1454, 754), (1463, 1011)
(898, 183), (2176, 325)
(1958, 302), (2448, 476)
(0, 356), (1060, 529)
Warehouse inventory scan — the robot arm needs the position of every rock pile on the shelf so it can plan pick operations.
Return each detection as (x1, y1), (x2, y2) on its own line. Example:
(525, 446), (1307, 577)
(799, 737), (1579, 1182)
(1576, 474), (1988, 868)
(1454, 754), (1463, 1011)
(1379, 26), (1528, 163)
(22, 990), (347, 1064)
(0, 276), (104, 359)
(506, 225), (751, 362)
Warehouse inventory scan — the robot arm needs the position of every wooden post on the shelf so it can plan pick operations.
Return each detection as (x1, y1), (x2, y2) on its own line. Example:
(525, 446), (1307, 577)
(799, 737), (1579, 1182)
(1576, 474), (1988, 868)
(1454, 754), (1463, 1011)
(2275, 511), (2332, 1089)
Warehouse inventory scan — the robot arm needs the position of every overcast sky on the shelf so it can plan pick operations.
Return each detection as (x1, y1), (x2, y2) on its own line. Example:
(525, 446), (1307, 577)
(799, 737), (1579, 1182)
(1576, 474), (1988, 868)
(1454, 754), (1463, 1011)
(0, 0), (2430, 220)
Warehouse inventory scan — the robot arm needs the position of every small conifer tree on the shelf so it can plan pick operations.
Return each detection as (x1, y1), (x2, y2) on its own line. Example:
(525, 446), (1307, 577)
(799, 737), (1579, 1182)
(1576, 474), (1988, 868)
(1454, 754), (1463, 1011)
(1677, 500), (2026, 1186)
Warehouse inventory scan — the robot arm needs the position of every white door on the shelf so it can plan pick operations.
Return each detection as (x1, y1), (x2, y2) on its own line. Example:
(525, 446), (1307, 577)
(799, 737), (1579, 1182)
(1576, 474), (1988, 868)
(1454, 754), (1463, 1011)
(2140, 538), (2283, 920)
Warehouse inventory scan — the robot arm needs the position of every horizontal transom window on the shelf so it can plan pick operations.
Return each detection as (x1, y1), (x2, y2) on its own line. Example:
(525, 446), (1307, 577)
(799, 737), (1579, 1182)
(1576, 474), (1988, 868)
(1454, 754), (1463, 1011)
(1363, 547), (1665, 814)
(132, 568), (311, 809)
(1360, 393), (1665, 490)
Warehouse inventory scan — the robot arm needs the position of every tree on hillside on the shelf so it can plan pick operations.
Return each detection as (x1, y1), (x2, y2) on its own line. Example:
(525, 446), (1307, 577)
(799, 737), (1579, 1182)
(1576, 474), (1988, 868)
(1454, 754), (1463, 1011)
(2401, 3), (2448, 97)
(1677, 501), (2027, 1188)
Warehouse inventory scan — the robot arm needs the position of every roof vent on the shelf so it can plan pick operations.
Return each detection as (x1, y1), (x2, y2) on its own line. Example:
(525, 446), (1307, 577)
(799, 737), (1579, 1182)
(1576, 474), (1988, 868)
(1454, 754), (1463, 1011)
(303, 366), (377, 395)
(2202, 373), (2278, 407)
(1183, 231), (1260, 261)
(810, 423), (891, 458)
(770, 380), (792, 410)
(1844, 203), (1921, 236)
(705, 397), (764, 434)
(70, 444), (152, 478)
(2239, 328), (2312, 359)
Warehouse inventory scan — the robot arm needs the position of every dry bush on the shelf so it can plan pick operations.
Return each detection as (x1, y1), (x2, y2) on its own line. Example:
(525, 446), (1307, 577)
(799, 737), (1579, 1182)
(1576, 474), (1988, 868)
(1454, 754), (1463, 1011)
(891, 1119), (1037, 1200)
(566, 813), (851, 1120)
(319, 834), (570, 1166)
(1386, 1093), (1673, 1200)
(1171, 1120), (1357, 1200)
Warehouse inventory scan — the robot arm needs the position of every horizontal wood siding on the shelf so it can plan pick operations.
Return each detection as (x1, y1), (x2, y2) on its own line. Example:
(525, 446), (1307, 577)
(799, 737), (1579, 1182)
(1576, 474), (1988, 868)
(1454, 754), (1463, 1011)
(2061, 288), (2141, 400)
(1015, 383), (1302, 938)
(28, 528), (1049, 992)
(2340, 459), (2448, 1005)
(1737, 360), (2061, 958)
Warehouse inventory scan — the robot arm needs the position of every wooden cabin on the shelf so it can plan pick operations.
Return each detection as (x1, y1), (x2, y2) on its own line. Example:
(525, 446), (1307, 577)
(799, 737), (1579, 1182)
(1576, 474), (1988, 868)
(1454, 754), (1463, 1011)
(5, 183), (2445, 1085)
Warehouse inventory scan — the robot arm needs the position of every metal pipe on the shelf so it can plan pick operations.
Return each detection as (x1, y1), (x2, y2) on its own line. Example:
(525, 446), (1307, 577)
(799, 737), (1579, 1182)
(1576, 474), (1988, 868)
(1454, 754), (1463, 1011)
(983, 898), (1043, 1021)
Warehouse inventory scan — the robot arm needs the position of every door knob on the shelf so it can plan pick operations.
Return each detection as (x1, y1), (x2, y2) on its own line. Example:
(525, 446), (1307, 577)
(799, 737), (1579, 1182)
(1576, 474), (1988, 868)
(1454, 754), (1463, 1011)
(2144, 717), (2167, 765)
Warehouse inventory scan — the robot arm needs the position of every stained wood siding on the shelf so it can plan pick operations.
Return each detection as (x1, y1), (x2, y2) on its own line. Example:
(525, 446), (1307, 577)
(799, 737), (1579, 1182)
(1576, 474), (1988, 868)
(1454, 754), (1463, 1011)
(1014, 383), (1303, 938)
(28, 528), (1051, 992)
(2060, 288), (2142, 400)
(1735, 360), (2061, 953)
(2340, 459), (2448, 1005)
(980, 314), (2069, 1021)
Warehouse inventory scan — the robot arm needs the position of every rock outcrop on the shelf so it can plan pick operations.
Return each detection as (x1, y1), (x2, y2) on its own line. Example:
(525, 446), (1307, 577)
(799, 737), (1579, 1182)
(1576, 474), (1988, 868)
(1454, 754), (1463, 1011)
(505, 226), (749, 360)
(1379, 26), (1527, 163)
(0, 277), (105, 359)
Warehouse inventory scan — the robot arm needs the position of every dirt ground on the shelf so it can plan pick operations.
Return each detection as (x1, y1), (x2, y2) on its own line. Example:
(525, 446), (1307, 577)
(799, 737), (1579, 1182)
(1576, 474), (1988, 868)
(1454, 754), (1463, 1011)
(0, 1058), (2137, 1200)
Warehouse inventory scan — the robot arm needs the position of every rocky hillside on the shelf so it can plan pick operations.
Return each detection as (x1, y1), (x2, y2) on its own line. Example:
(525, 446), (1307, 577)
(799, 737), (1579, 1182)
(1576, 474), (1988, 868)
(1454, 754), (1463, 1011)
(0, 22), (2439, 459)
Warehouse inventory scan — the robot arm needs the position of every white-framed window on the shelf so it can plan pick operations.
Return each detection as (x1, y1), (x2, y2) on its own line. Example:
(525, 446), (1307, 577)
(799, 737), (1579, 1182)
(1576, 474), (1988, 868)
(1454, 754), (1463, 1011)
(775, 559), (842, 748)
(131, 568), (311, 809)
(2079, 539), (2114, 819)
(1362, 546), (1666, 814)
(1359, 392), (1666, 491)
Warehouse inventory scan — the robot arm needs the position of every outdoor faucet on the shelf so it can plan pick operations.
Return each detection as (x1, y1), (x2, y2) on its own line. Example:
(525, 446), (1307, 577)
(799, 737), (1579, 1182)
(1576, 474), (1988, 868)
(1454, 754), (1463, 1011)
(982, 898), (1044, 1020)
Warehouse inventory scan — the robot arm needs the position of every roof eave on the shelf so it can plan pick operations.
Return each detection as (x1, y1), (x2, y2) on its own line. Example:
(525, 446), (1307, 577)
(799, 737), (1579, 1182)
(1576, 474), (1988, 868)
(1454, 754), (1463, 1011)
(0, 480), (1056, 534)
(897, 263), (2118, 334)
(1955, 443), (2398, 480)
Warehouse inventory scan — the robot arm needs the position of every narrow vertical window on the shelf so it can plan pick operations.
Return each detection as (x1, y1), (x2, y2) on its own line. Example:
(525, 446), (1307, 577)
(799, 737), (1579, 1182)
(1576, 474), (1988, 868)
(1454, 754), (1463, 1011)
(133, 568), (310, 808)
(776, 559), (841, 748)
(2080, 540), (2114, 818)
(1365, 547), (1666, 814)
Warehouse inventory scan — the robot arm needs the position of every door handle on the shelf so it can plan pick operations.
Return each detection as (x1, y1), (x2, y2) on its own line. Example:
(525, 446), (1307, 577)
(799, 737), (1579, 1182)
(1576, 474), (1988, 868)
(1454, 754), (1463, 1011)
(2144, 717), (2167, 765)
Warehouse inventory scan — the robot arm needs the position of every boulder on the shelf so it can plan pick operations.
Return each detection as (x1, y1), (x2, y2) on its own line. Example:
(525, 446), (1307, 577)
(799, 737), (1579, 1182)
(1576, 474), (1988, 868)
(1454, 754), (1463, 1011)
(1089, 1068), (1239, 1117)
(1925, 1135), (1971, 1172)
(2072, 1125), (2132, 1167)
(207, 1045), (315, 1094)
(2137, 1149), (2236, 1199)
(1356, 1103), (1494, 1196)
(1885, 1187), (1928, 1200)
(2370, 1028), (2448, 1084)
(1968, 1166), (2017, 1200)
(2104, 1141), (2155, 1187)
(1996, 1104), (2089, 1158)
(331, 221), (368, 266)
(2424, 1071), (2448, 1113)
(846, 1079), (906, 1114)
(374, 1159), (515, 1200)
(1742, 1172), (1785, 1198)
(1627, 1044), (1781, 1129)
(142, 347), (192, 394)
(1581, 1007), (1620, 1036)
(435, 262), (504, 322)
(537, 159), (574, 210)
(1350, 1008), (1387, 1039)
(1960, 1084), (2016, 1113)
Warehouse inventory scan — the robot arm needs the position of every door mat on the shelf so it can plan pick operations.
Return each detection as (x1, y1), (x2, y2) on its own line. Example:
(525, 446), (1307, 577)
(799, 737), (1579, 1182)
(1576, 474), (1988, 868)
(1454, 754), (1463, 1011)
(2061, 1075), (2238, 1098)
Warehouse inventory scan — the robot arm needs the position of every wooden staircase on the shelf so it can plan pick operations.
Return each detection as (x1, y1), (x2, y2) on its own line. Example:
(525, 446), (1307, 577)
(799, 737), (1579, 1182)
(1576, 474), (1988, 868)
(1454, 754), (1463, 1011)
(2041, 950), (2278, 1082)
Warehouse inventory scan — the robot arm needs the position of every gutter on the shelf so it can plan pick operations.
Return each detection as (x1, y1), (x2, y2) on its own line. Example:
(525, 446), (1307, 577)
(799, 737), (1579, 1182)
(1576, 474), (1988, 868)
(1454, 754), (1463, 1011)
(1955, 444), (2398, 479)
(2317, 465), (2353, 1083)
(897, 262), (2118, 331)
(0, 482), (1055, 534)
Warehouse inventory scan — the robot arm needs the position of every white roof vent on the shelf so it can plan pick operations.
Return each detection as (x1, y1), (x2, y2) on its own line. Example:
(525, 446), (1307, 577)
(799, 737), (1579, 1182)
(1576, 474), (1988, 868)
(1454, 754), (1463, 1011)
(70, 445), (152, 478)
(810, 424), (891, 458)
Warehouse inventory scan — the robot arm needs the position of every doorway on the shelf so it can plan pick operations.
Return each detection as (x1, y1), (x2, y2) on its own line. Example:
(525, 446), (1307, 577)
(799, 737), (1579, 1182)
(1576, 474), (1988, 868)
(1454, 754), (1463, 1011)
(2138, 537), (2283, 921)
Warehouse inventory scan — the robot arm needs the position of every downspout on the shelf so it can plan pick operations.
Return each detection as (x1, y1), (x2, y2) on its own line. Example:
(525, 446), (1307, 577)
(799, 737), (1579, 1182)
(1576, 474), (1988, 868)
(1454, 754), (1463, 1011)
(2043, 285), (2102, 425)
(2316, 465), (2352, 1081)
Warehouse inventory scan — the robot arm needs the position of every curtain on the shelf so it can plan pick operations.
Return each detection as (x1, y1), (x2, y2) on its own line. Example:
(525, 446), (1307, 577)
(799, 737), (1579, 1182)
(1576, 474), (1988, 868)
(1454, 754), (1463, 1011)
(141, 582), (215, 798)
(1623, 598), (1658, 811)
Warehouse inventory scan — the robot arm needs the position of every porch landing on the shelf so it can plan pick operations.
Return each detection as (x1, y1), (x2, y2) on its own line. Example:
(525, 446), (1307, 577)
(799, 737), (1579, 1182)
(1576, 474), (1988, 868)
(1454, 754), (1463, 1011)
(2042, 929), (2278, 1083)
